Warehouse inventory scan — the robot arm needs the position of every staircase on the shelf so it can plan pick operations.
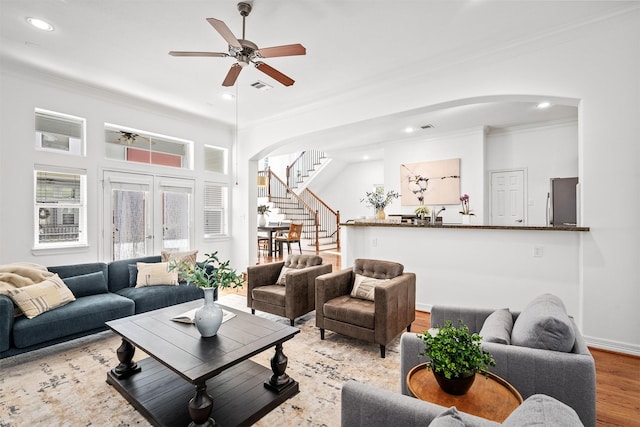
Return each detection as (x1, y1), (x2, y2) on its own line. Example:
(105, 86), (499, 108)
(286, 150), (329, 190)
(258, 161), (340, 252)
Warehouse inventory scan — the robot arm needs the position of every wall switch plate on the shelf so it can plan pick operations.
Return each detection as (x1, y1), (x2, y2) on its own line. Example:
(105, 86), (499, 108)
(533, 246), (543, 257)
(372, 238), (378, 247)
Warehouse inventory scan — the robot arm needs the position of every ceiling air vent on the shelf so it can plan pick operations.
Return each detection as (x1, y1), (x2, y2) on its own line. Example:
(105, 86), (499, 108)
(421, 124), (434, 130)
(250, 80), (273, 91)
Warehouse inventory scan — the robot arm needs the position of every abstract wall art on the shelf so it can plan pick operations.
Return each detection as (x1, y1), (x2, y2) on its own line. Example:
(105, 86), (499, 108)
(400, 158), (460, 205)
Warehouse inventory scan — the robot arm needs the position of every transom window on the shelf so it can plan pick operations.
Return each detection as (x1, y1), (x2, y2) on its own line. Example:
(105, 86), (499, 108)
(104, 124), (193, 170)
(204, 145), (228, 174)
(35, 109), (85, 155)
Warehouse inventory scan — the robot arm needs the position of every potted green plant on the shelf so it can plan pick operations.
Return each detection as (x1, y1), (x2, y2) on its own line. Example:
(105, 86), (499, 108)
(414, 206), (431, 225)
(170, 252), (243, 337)
(420, 320), (495, 395)
(257, 205), (271, 227)
(360, 188), (400, 220)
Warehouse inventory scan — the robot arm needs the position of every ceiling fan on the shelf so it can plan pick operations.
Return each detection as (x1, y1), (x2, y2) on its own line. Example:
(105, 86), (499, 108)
(169, 2), (306, 87)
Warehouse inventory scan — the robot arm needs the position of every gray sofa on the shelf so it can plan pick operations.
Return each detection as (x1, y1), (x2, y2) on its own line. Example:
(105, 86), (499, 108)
(0, 255), (205, 359)
(341, 380), (584, 426)
(400, 303), (596, 427)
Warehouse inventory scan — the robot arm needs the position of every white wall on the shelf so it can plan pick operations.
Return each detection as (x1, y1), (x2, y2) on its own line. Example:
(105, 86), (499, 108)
(0, 63), (234, 266)
(487, 121), (578, 225)
(238, 10), (640, 354)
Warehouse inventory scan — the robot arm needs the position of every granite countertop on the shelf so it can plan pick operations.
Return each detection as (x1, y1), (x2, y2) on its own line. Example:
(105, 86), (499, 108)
(340, 221), (589, 232)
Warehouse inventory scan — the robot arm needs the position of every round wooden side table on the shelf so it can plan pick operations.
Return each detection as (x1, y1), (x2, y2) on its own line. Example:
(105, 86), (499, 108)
(407, 364), (523, 423)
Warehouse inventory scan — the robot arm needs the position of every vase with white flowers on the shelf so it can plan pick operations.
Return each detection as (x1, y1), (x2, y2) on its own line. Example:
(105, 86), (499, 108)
(361, 188), (400, 220)
(257, 205), (271, 227)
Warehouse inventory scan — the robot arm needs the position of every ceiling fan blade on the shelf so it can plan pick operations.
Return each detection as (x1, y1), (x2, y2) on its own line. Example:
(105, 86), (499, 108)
(206, 18), (242, 49)
(222, 64), (243, 86)
(255, 62), (295, 86)
(169, 51), (229, 57)
(255, 43), (306, 58)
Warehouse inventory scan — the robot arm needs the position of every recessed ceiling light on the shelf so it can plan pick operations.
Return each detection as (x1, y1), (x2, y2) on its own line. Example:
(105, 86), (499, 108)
(363, 155), (370, 160)
(404, 127), (415, 133)
(536, 101), (551, 109)
(221, 93), (235, 101)
(26, 17), (54, 32)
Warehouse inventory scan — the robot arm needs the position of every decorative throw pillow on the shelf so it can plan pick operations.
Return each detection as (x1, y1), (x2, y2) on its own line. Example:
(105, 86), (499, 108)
(428, 407), (465, 427)
(502, 394), (583, 426)
(135, 262), (179, 288)
(161, 249), (198, 282)
(350, 274), (389, 301)
(62, 271), (108, 298)
(479, 308), (514, 345)
(127, 264), (138, 287)
(511, 293), (575, 352)
(276, 266), (295, 285)
(6, 274), (76, 319)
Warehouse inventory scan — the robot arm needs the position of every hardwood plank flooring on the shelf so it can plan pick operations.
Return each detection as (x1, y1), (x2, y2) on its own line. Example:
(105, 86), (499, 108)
(232, 249), (640, 426)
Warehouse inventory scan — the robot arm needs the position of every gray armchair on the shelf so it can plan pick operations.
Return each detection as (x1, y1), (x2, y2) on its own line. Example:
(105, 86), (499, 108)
(246, 255), (332, 326)
(315, 258), (416, 358)
(400, 304), (596, 427)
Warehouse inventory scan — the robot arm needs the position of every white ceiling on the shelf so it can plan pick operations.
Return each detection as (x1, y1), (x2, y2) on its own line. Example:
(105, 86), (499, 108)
(1, 1), (635, 159)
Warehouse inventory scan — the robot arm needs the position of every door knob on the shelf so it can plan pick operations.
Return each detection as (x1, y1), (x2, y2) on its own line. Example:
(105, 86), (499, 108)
(516, 219), (523, 223)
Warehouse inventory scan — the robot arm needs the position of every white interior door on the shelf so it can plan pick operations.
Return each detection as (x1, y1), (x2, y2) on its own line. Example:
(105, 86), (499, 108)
(103, 171), (194, 260)
(490, 169), (525, 226)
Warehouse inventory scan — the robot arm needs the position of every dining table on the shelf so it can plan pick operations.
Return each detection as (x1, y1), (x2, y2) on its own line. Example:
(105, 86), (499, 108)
(258, 224), (290, 256)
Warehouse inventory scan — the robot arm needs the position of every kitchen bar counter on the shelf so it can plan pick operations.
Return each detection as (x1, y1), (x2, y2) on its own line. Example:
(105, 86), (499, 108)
(341, 221), (589, 232)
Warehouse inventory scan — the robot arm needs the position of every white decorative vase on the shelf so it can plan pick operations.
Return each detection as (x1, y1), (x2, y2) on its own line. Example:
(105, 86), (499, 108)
(195, 288), (223, 338)
(461, 215), (470, 225)
(258, 214), (267, 227)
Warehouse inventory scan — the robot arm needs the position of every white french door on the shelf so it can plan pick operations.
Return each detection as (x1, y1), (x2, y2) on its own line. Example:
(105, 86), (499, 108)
(103, 171), (194, 260)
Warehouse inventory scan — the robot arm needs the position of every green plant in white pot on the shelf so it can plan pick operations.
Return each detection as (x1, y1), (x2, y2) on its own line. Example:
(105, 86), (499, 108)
(170, 252), (243, 337)
(420, 320), (495, 395)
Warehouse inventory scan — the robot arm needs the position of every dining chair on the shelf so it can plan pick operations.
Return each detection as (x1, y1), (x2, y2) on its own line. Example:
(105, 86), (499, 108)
(275, 222), (303, 254)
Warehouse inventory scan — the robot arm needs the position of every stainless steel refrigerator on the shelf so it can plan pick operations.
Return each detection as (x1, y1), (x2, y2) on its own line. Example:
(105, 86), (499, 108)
(547, 177), (578, 226)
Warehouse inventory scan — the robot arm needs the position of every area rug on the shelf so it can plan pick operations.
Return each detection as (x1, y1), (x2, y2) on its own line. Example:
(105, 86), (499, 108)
(0, 294), (402, 426)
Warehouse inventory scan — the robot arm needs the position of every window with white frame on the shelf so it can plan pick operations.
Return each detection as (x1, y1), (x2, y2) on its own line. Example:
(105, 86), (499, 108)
(35, 109), (85, 155)
(203, 182), (228, 238)
(34, 167), (87, 248)
(204, 145), (228, 174)
(104, 124), (193, 170)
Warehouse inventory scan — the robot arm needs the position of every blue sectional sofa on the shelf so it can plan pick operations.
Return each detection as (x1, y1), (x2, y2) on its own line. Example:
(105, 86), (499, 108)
(0, 255), (208, 359)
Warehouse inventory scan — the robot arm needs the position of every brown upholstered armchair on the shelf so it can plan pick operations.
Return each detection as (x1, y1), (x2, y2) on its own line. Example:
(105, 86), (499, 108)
(315, 258), (416, 358)
(247, 255), (332, 326)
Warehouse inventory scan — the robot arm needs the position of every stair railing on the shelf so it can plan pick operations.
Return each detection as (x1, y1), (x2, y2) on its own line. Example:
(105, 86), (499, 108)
(298, 188), (340, 250)
(286, 150), (326, 189)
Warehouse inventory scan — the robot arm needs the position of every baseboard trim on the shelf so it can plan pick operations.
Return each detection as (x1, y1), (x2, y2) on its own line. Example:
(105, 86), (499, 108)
(584, 335), (640, 357)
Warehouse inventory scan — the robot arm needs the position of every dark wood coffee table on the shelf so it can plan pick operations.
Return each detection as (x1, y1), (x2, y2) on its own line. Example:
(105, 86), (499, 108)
(105, 299), (300, 427)
(407, 364), (523, 422)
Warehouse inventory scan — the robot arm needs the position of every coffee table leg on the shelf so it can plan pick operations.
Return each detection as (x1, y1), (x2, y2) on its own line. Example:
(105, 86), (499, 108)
(188, 382), (215, 427)
(111, 338), (141, 379)
(265, 342), (294, 392)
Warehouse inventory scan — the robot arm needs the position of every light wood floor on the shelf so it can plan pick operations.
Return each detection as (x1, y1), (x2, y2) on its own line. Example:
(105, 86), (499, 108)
(232, 249), (640, 426)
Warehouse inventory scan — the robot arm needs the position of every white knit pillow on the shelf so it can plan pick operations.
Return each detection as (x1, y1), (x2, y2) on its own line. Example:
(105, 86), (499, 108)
(350, 274), (389, 301)
(135, 262), (179, 287)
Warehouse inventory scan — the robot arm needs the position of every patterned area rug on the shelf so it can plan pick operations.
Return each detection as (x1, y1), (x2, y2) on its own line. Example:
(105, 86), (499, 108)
(0, 294), (402, 426)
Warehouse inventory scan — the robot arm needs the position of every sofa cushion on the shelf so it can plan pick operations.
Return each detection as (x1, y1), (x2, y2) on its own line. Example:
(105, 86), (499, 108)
(428, 407), (465, 427)
(7, 274), (76, 319)
(117, 283), (203, 314)
(252, 285), (286, 306)
(350, 274), (389, 301)
(353, 258), (403, 280)
(128, 264), (137, 286)
(135, 262), (178, 287)
(511, 294), (575, 352)
(479, 308), (513, 345)
(12, 293), (134, 348)
(502, 394), (584, 426)
(62, 271), (109, 298)
(323, 295), (375, 329)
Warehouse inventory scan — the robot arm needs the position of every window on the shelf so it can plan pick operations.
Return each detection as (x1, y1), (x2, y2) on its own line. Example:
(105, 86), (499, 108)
(35, 109), (85, 155)
(34, 167), (87, 248)
(203, 183), (228, 238)
(104, 124), (193, 169)
(204, 145), (228, 174)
